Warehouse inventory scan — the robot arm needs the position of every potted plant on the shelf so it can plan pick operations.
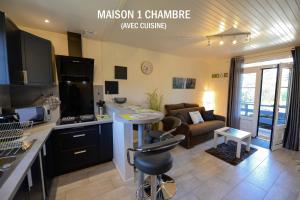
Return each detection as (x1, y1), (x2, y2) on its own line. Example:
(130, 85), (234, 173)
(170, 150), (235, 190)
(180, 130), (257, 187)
(146, 89), (163, 130)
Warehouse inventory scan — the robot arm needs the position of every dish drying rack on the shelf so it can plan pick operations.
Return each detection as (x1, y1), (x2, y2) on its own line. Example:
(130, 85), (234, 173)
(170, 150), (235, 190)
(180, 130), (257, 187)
(0, 121), (33, 156)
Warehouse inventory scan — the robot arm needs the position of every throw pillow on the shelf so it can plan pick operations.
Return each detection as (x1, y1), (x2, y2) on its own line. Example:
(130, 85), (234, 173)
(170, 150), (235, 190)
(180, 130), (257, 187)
(201, 110), (215, 121)
(174, 112), (186, 123)
(189, 111), (204, 124)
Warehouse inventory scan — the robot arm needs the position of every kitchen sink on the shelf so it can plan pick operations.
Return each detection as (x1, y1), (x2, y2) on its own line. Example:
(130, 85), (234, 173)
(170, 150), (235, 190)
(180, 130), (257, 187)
(0, 156), (16, 170)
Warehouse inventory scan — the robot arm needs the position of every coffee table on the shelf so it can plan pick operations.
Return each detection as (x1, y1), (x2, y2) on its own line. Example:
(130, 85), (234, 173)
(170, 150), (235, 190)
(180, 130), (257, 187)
(214, 127), (252, 159)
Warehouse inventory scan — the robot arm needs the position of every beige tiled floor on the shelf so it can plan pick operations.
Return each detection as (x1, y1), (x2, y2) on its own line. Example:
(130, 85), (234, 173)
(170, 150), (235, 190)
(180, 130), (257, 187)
(50, 138), (300, 200)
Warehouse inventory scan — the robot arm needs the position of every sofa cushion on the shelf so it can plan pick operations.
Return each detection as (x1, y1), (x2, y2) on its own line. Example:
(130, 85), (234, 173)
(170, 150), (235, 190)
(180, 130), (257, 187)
(201, 110), (215, 121)
(189, 120), (225, 136)
(184, 103), (199, 108)
(169, 107), (205, 124)
(189, 111), (204, 124)
(165, 103), (185, 113)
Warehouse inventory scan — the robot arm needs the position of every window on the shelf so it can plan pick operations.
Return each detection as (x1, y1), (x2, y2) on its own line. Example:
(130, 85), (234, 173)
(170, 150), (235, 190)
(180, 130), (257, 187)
(240, 73), (256, 117)
(244, 57), (293, 68)
(278, 68), (291, 124)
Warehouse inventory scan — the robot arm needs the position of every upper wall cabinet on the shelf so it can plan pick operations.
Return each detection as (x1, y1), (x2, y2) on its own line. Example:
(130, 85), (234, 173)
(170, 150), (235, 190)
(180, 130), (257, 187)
(0, 11), (9, 84)
(6, 18), (54, 85)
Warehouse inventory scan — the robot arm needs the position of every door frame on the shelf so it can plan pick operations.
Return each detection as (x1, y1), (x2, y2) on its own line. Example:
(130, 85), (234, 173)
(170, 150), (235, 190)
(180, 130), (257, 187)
(271, 63), (293, 150)
(255, 66), (279, 148)
(240, 68), (261, 137)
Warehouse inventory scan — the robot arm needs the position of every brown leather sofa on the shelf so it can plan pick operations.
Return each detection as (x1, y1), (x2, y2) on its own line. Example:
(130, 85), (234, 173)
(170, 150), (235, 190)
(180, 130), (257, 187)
(163, 103), (226, 149)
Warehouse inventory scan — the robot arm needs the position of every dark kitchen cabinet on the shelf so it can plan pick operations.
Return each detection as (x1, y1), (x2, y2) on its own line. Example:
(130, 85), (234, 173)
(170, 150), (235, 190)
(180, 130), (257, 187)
(0, 11), (9, 85)
(42, 136), (54, 198)
(53, 125), (100, 175)
(52, 123), (113, 175)
(28, 153), (44, 200)
(13, 153), (44, 200)
(6, 19), (54, 85)
(98, 123), (113, 162)
(13, 176), (30, 200)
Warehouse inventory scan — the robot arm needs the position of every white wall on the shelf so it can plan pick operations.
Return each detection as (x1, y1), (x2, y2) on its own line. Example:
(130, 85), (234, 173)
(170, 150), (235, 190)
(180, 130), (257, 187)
(101, 41), (206, 106)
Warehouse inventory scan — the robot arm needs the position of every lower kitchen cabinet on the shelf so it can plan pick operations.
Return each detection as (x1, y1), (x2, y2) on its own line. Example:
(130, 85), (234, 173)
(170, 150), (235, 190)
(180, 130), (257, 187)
(28, 153), (44, 200)
(13, 176), (29, 200)
(99, 123), (113, 162)
(42, 136), (54, 198)
(13, 154), (44, 200)
(53, 123), (113, 175)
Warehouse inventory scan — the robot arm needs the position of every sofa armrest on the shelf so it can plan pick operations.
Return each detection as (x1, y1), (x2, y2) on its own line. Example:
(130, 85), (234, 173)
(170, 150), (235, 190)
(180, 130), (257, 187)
(214, 114), (226, 122)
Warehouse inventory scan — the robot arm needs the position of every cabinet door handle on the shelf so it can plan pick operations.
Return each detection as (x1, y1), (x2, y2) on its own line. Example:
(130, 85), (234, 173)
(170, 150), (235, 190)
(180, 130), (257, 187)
(43, 144), (47, 156)
(73, 134), (86, 138)
(27, 169), (33, 190)
(74, 150), (87, 155)
(22, 70), (28, 84)
(72, 60), (80, 63)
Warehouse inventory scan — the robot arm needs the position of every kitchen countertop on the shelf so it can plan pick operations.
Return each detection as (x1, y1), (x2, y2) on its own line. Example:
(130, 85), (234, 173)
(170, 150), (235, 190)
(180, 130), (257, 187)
(106, 102), (164, 124)
(0, 118), (113, 200)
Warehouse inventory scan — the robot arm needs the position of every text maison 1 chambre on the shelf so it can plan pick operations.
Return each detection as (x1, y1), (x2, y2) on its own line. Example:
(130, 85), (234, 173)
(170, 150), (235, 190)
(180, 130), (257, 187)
(97, 10), (191, 20)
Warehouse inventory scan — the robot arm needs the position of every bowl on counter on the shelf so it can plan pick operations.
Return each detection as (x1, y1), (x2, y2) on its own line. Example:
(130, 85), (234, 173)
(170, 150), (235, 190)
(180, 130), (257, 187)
(114, 97), (127, 104)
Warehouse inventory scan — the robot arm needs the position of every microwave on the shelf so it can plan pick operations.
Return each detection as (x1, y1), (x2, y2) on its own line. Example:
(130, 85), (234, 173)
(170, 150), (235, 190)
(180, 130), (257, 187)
(15, 105), (51, 124)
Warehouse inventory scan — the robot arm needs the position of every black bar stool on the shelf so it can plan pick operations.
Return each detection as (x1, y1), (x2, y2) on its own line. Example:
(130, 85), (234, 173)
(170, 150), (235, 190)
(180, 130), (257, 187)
(146, 116), (182, 144)
(127, 134), (185, 200)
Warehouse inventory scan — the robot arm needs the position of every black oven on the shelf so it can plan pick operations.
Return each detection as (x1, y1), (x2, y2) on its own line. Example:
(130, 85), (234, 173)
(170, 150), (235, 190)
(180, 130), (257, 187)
(56, 55), (95, 118)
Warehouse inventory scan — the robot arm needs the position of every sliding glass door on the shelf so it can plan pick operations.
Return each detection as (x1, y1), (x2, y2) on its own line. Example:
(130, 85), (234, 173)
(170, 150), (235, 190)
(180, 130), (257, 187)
(240, 63), (292, 149)
(257, 67), (278, 142)
(271, 66), (292, 150)
(240, 69), (261, 137)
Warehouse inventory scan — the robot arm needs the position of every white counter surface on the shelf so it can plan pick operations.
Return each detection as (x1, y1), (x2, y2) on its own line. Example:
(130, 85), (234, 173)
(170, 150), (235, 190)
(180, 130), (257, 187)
(0, 118), (112, 200)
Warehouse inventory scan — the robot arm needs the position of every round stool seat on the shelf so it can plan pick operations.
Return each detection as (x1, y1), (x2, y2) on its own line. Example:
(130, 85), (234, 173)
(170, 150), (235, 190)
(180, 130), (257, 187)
(134, 152), (173, 175)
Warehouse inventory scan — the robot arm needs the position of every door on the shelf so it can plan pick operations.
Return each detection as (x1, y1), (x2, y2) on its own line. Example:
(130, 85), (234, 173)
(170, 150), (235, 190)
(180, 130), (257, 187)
(13, 176), (30, 200)
(98, 123), (113, 162)
(240, 69), (261, 137)
(22, 31), (53, 85)
(257, 67), (278, 144)
(271, 66), (292, 150)
(27, 153), (44, 200)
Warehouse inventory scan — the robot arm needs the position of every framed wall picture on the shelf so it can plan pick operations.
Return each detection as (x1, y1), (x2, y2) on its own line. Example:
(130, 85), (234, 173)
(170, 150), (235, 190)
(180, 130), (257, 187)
(186, 78), (196, 89)
(173, 77), (185, 89)
(172, 77), (196, 89)
(105, 81), (119, 94)
(115, 66), (127, 80)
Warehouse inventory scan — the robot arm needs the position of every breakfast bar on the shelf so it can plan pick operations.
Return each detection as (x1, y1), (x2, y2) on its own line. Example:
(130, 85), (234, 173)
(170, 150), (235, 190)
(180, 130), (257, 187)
(106, 103), (164, 182)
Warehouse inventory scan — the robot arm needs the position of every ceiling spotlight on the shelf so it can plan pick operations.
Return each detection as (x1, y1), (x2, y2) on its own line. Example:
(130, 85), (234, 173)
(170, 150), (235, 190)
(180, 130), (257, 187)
(219, 40), (224, 45)
(44, 19), (50, 23)
(245, 34), (251, 42)
(232, 40), (237, 45)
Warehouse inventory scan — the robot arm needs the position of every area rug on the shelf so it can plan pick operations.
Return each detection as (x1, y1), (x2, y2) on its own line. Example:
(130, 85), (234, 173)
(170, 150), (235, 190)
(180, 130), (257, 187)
(205, 141), (257, 166)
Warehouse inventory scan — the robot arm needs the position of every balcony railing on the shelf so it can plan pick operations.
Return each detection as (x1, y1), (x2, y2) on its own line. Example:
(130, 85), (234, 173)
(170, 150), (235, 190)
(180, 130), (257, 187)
(241, 102), (287, 130)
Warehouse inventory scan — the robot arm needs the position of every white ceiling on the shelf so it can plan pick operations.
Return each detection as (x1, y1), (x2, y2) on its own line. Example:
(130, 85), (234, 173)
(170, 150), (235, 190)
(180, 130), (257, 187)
(0, 0), (299, 58)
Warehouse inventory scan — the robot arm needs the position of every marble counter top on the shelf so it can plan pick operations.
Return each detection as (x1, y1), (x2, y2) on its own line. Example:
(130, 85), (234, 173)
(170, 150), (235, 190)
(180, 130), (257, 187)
(106, 103), (164, 124)
(0, 118), (112, 200)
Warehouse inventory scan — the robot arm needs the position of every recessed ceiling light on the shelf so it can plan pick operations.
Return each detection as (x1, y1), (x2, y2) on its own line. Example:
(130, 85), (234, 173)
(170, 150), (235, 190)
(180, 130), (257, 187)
(44, 19), (50, 23)
(232, 40), (237, 45)
(219, 40), (224, 45)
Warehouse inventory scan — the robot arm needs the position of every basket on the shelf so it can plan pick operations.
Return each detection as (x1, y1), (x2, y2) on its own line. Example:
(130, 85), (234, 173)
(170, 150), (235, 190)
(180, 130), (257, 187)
(0, 121), (33, 151)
